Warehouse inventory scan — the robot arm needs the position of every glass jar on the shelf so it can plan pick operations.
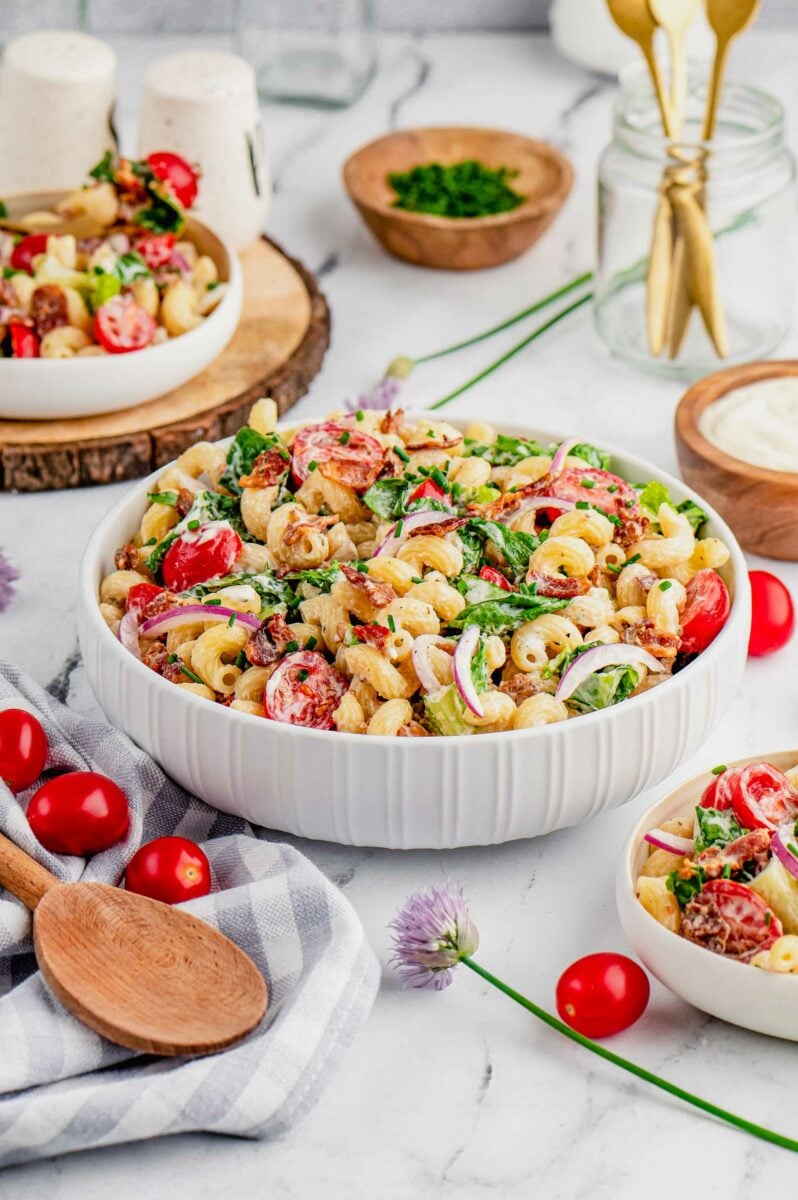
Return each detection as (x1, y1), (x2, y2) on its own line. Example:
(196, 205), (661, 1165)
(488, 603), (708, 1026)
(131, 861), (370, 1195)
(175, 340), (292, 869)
(595, 67), (797, 379)
(235, 0), (376, 108)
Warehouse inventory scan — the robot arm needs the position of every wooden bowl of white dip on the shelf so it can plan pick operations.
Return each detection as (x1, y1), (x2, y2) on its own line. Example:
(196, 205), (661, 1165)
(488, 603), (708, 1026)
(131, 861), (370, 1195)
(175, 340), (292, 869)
(676, 361), (798, 560)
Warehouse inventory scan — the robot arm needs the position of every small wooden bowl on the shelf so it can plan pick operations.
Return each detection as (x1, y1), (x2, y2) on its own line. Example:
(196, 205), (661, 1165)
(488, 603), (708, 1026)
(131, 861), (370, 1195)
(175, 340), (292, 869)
(342, 126), (573, 271)
(675, 360), (798, 560)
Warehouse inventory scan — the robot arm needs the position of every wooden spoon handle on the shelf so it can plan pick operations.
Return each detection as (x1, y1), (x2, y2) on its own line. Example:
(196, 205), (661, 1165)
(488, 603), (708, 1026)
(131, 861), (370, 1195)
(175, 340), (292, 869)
(646, 192), (674, 356)
(0, 833), (60, 910)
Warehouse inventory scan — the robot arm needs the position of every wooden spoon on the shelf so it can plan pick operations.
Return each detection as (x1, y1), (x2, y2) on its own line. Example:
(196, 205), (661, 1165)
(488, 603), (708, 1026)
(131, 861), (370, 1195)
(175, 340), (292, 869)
(0, 833), (268, 1056)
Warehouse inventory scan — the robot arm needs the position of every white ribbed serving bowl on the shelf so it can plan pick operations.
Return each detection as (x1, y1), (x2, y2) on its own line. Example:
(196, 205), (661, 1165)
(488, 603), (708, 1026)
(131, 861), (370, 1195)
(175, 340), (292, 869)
(78, 418), (750, 848)
(617, 750), (798, 1040)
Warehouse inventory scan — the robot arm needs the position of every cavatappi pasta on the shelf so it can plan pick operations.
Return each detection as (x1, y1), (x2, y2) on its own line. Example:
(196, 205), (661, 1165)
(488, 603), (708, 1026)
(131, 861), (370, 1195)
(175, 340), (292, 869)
(100, 404), (732, 736)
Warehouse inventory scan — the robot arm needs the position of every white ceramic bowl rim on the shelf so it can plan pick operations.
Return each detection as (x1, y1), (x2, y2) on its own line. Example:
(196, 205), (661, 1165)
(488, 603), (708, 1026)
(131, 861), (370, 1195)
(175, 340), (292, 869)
(80, 416), (748, 746)
(621, 748), (798, 982)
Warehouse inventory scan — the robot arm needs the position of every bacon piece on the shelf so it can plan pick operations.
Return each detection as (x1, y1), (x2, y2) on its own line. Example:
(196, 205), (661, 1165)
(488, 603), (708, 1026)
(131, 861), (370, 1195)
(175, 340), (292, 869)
(114, 542), (140, 571)
(526, 572), (589, 599)
(352, 623), (390, 650)
(340, 563), (396, 607)
(681, 893), (729, 955)
(239, 448), (289, 489)
(176, 488), (195, 519)
(615, 511), (650, 548)
(404, 429), (462, 451)
(380, 408), (405, 436)
(377, 448), (404, 479)
(283, 511), (340, 545)
(141, 589), (189, 621)
(246, 613), (294, 667)
(115, 157), (148, 199)
(499, 672), (543, 705)
(466, 481), (540, 520)
(31, 284), (68, 337)
(409, 515), (467, 538)
(141, 642), (185, 684)
(624, 617), (680, 660)
(398, 720), (431, 737)
(318, 454), (384, 493)
(696, 829), (772, 880)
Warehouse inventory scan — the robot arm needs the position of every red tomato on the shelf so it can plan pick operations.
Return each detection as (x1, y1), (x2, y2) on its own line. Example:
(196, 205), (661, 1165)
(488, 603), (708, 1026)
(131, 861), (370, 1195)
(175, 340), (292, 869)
(408, 478), (447, 505)
(679, 569), (730, 656)
(556, 953), (650, 1039)
(125, 835), (211, 904)
(290, 422), (385, 492)
(699, 767), (736, 809)
(0, 709), (48, 793)
(265, 651), (348, 730)
(133, 232), (176, 269)
(729, 762), (798, 831)
(702, 879), (782, 956)
(162, 523), (243, 591)
(94, 295), (156, 354)
(542, 467), (639, 518)
(9, 323), (40, 357)
(479, 564), (513, 591)
(27, 772), (129, 856)
(748, 570), (795, 657)
(146, 151), (199, 209)
(125, 582), (165, 620)
(10, 233), (49, 274)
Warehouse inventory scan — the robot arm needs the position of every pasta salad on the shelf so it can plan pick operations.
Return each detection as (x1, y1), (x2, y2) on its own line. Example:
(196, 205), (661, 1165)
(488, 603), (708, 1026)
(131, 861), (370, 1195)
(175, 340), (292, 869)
(0, 151), (224, 358)
(99, 402), (732, 737)
(637, 761), (798, 973)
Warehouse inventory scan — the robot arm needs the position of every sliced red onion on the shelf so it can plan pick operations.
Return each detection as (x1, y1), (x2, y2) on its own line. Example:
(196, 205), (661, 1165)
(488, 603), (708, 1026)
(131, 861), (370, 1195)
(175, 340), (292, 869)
(644, 828), (695, 856)
(555, 643), (664, 702)
(117, 610), (141, 659)
(453, 625), (484, 719)
(169, 249), (192, 277)
(411, 634), (454, 693)
(504, 495), (576, 525)
(772, 830), (798, 881)
(549, 437), (580, 476)
(140, 603), (261, 637)
(108, 232), (131, 255)
(373, 509), (458, 557)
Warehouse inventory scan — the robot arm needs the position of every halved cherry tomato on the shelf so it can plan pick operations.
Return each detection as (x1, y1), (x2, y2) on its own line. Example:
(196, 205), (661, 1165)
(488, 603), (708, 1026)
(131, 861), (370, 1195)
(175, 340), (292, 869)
(290, 422), (385, 492)
(408, 478), (447, 505)
(556, 952), (650, 1039)
(94, 295), (156, 354)
(699, 767), (735, 809)
(679, 568), (730, 656)
(10, 233), (49, 274)
(124, 835), (210, 904)
(730, 762), (798, 831)
(125, 582), (165, 620)
(479, 564), (513, 591)
(9, 323), (40, 357)
(748, 570), (795, 657)
(162, 523), (242, 592)
(0, 709), (48, 793)
(133, 232), (175, 269)
(27, 772), (129, 856)
(146, 151), (199, 209)
(542, 467), (639, 518)
(265, 651), (348, 730)
(702, 878), (782, 957)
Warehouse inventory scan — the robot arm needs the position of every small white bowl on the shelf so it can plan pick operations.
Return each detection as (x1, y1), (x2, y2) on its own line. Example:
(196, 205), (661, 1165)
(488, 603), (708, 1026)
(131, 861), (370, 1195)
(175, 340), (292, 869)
(0, 190), (242, 421)
(617, 750), (798, 1041)
(79, 416), (750, 849)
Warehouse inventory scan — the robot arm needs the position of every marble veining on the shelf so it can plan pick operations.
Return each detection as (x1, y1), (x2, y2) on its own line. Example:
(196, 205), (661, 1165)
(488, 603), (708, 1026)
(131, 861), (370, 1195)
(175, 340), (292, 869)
(0, 28), (797, 1200)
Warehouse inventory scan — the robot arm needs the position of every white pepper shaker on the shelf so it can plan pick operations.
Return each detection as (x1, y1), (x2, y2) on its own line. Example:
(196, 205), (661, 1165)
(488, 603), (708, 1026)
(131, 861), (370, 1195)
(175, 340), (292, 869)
(137, 50), (271, 252)
(0, 31), (117, 193)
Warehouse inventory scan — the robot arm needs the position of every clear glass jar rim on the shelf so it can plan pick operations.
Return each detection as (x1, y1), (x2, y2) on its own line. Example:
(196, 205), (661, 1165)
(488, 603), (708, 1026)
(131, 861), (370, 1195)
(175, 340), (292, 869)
(613, 63), (785, 159)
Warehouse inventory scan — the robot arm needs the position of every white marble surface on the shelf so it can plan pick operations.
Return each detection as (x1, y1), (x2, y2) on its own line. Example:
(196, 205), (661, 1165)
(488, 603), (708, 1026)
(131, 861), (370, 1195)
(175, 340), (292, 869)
(1, 29), (798, 1199)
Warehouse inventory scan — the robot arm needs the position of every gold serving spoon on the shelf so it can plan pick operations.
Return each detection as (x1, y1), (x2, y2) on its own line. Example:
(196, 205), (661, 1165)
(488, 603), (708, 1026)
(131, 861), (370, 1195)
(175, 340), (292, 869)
(647, 0), (699, 137)
(605, 0), (675, 136)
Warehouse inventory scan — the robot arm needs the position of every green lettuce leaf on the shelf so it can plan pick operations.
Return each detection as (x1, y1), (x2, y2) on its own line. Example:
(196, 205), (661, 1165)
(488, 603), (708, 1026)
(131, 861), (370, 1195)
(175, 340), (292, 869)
(637, 481), (708, 533)
(570, 442), (611, 471)
(450, 592), (567, 635)
(219, 427), (286, 496)
(693, 806), (745, 855)
(468, 518), (539, 578)
(362, 477), (410, 520)
(567, 664), (640, 713)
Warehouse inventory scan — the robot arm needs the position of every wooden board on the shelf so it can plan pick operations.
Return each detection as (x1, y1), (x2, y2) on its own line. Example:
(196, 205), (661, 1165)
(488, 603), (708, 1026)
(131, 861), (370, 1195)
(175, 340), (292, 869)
(0, 237), (331, 492)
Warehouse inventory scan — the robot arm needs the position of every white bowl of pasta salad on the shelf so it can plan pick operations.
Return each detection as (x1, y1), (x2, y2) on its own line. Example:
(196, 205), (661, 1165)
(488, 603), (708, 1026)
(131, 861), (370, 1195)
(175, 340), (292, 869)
(0, 151), (242, 419)
(618, 752), (798, 1040)
(78, 402), (749, 848)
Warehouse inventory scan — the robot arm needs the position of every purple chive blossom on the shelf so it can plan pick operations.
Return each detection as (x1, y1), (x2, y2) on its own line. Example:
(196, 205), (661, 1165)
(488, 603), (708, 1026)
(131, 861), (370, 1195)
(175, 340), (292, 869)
(345, 375), (402, 413)
(389, 883), (479, 990)
(0, 549), (19, 612)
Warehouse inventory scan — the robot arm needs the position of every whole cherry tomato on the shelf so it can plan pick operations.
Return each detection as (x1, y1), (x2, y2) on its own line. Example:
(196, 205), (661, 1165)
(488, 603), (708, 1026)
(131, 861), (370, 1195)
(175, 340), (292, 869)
(556, 953), (650, 1039)
(133, 232), (176, 270)
(146, 151), (199, 209)
(10, 233), (49, 274)
(27, 772), (129, 856)
(748, 570), (794, 658)
(0, 708), (48, 793)
(94, 295), (156, 354)
(9, 323), (40, 358)
(162, 522), (243, 591)
(125, 836), (211, 904)
(679, 569), (730, 656)
(479, 564), (514, 591)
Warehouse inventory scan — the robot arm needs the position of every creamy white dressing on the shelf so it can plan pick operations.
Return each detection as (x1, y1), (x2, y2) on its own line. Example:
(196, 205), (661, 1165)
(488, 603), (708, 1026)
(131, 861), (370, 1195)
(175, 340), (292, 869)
(180, 519), (233, 545)
(699, 377), (798, 473)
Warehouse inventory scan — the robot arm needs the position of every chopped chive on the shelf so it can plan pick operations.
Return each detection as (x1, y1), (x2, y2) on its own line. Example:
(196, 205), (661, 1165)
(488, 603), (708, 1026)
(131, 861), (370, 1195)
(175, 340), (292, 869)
(575, 500), (589, 510)
(180, 664), (204, 685)
(204, 598), (222, 606)
(427, 429), (435, 437)
(788, 843), (798, 857)
(355, 410), (364, 421)
(626, 553), (641, 566)
(606, 561), (624, 574)
(285, 639), (299, 653)
(147, 490), (178, 506)
(308, 459), (319, 472)
(608, 484), (619, 494)
(168, 653), (178, 663)
(306, 635), (318, 650)
(297, 668), (309, 682)
(278, 447), (291, 461)
(659, 580), (673, 591)
(451, 482), (463, 502)
(625, 499), (635, 508)
(145, 537), (157, 546)
(580, 479), (595, 489)
(711, 764), (727, 776)
(431, 467), (449, 491)
(395, 520), (404, 538)
(411, 576), (423, 584)
(387, 614), (396, 633)
(765, 910), (772, 926)
(722, 863), (732, 879)
(395, 446), (410, 463)
(236, 651), (247, 669)
(607, 513), (622, 526)
(339, 431), (351, 445)
(228, 613), (238, 626)
(187, 518), (200, 531)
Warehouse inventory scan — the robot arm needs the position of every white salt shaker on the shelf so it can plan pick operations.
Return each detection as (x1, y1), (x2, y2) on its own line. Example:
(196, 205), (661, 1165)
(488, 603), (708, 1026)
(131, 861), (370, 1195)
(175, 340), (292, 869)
(137, 51), (271, 252)
(0, 30), (117, 193)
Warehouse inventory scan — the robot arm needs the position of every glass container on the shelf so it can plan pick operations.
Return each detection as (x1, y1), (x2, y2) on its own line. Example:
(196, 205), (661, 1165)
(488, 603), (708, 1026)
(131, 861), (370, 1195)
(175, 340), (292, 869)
(595, 67), (797, 380)
(235, 0), (376, 108)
